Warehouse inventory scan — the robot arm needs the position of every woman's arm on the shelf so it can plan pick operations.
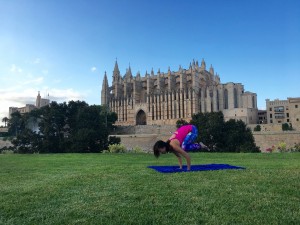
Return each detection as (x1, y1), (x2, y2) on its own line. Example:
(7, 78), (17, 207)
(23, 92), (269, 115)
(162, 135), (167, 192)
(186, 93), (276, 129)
(175, 154), (183, 169)
(170, 140), (191, 170)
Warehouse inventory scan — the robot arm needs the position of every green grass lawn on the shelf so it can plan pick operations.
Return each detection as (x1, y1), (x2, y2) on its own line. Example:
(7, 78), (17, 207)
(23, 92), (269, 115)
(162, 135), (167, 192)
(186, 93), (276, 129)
(0, 153), (299, 225)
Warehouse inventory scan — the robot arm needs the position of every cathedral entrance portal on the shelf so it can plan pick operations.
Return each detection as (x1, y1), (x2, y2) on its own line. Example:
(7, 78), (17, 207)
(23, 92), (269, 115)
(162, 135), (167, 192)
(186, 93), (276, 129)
(136, 110), (147, 125)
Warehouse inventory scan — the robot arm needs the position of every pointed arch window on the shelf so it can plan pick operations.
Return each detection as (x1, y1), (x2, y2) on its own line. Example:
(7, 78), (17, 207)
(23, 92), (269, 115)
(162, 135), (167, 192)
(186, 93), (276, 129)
(224, 89), (229, 109)
(234, 88), (238, 108)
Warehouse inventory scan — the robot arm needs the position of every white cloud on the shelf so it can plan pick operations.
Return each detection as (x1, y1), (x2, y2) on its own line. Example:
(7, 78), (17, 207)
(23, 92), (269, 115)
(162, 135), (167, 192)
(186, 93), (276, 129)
(53, 79), (62, 84)
(33, 58), (41, 64)
(91, 67), (97, 72)
(23, 77), (44, 85)
(48, 88), (86, 102)
(10, 64), (22, 73)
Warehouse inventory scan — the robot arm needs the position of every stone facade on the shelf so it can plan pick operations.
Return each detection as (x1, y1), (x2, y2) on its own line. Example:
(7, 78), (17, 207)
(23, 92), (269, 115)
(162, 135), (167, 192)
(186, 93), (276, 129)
(9, 91), (50, 118)
(9, 104), (36, 118)
(266, 97), (300, 130)
(101, 59), (258, 125)
(258, 110), (267, 124)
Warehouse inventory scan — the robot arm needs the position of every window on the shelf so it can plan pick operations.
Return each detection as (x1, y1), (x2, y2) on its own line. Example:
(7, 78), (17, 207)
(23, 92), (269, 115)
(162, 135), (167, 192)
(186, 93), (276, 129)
(274, 106), (284, 112)
(269, 108), (272, 111)
(297, 118), (299, 121)
(224, 89), (228, 109)
(252, 96), (255, 108)
(296, 105), (298, 108)
(287, 113), (289, 117)
(234, 88), (238, 108)
(287, 119), (289, 122)
(270, 119), (273, 123)
(270, 114), (272, 118)
(275, 114), (284, 119)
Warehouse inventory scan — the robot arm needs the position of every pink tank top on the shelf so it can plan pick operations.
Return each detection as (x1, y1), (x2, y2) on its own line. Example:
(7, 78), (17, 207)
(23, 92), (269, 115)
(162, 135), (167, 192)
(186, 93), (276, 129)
(169, 125), (193, 145)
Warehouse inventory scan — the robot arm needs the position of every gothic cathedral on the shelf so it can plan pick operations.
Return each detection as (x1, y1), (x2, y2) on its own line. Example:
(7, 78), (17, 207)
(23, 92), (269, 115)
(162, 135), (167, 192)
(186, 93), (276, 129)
(101, 59), (258, 126)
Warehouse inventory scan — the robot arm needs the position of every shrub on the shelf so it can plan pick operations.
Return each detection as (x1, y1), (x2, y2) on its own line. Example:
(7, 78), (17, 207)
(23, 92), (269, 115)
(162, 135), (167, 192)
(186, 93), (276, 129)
(1, 149), (14, 154)
(277, 142), (287, 152)
(108, 144), (127, 153)
(291, 143), (300, 152)
(265, 145), (276, 153)
(131, 146), (144, 153)
(108, 136), (121, 145)
(265, 148), (272, 153)
(282, 123), (293, 131)
(253, 125), (261, 132)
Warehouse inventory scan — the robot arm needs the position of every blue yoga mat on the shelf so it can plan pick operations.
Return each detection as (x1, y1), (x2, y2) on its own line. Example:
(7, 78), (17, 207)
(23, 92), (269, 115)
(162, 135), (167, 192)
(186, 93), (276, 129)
(148, 164), (245, 173)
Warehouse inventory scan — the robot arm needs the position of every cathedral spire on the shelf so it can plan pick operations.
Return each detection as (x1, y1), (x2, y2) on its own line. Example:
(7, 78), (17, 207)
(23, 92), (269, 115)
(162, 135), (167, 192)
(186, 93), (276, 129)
(209, 64), (214, 75)
(113, 59), (121, 83)
(114, 59), (119, 72)
(101, 71), (109, 105)
(126, 63), (133, 79)
(201, 58), (206, 70)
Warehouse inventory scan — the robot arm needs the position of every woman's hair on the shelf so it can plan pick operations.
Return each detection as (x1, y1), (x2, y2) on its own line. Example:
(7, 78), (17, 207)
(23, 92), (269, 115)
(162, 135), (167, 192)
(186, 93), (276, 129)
(153, 140), (170, 158)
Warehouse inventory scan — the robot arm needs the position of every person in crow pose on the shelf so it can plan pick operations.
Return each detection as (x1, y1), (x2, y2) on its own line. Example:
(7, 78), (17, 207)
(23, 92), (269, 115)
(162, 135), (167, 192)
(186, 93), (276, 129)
(153, 124), (209, 171)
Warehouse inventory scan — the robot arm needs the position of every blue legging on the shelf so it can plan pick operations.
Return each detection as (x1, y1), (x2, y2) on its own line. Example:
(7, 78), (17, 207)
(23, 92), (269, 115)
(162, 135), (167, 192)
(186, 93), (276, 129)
(182, 125), (201, 151)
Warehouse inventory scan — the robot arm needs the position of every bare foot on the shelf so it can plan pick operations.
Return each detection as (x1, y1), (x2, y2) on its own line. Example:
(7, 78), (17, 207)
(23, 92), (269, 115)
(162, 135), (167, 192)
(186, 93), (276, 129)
(200, 142), (210, 151)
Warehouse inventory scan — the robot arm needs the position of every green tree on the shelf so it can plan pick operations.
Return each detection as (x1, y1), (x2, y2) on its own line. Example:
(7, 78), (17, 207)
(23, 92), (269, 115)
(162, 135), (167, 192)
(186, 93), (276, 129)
(10, 100), (118, 153)
(8, 111), (23, 136)
(67, 105), (105, 152)
(11, 128), (40, 153)
(37, 101), (67, 153)
(190, 112), (259, 152)
(223, 119), (260, 152)
(190, 111), (225, 151)
(2, 117), (9, 127)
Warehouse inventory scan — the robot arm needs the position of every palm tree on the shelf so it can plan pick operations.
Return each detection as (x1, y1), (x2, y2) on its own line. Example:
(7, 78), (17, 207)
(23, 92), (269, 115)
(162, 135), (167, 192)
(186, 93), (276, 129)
(2, 117), (9, 127)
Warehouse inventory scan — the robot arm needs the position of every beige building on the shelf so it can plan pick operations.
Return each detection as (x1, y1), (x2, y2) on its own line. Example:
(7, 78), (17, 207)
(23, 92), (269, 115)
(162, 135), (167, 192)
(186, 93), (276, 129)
(9, 92), (50, 118)
(258, 110), (267, 124)
(266, 98), (300, 129)
(101, 59), (258, 126)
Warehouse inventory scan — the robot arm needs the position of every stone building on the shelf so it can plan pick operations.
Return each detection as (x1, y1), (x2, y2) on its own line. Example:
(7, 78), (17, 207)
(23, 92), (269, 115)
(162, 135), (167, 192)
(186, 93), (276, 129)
(101, 59), (258, 126)
(258, 110), (267, 124)
(266, 97), (300, 129)
(9, 91), (50, 118)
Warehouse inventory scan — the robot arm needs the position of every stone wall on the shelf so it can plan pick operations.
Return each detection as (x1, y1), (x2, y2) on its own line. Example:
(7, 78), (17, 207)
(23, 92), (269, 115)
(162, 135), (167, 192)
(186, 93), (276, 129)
(0, 138), (13, 149)
(110, 125), (176, 152)
(109, 134), (165, 152)
(112, 125), (300, 153)
(253, 131), (300, 152)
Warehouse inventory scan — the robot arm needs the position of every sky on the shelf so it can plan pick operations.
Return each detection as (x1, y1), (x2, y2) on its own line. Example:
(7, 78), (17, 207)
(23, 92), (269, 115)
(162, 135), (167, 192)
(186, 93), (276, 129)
(1, 0), (299, 126)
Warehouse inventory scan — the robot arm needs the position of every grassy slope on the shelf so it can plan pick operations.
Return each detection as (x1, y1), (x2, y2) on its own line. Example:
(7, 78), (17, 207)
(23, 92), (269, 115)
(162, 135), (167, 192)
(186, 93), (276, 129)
(0, 153), (299, 225)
